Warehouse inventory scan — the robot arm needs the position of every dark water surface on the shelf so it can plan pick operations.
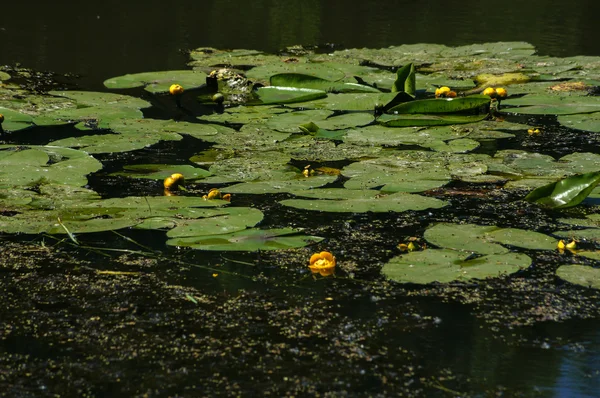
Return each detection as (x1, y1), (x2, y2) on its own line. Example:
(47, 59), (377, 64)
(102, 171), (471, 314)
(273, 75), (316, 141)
(3, 1), (600, 396)
(2, 0), (600, 89)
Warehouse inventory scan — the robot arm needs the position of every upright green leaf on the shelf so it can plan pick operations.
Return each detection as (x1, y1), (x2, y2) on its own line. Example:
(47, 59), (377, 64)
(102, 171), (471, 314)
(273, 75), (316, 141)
(524, 171), (600, 208)
(391, 63), (416, 96)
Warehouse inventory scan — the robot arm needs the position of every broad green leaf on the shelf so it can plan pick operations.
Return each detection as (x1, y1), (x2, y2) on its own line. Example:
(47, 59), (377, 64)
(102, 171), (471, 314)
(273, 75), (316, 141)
(279, 191), (447, 213)
(49, 130), (182, 154)
(224, 174), (337, 194)
(103, 70), (207, 93)
(166, 228), (324, 251)
(391, 63), (416, 96)
(110, 164), (212, 181)
(166, 207), (264, 238)
(292, 92), (404, 111)
(502, 94), (600, 115)
(425, 222), (558, 253)
(556, 264), (600, 289)
(48, 90), (151, 109)
(558, 112), (600, 132)
(382, 249), (530, 284)
(256, 87), (327, 104)
(387, 95), (491, 114)
(524, 171), (600, 209)
(377, 114), (487, 127)
(270, 73), (380, 93)
(0, 107), (34, 132)
(425, 223), (508, 255)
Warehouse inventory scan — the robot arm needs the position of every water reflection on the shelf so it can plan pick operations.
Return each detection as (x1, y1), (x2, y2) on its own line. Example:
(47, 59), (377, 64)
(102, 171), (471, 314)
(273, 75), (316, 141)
(1, 0), (600, 90)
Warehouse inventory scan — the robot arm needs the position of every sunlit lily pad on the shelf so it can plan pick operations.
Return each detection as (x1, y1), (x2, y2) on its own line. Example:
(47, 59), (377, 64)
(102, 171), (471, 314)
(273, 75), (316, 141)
(256, 87), (327, 105)
(111, 164), (212, 181)
(166, 227), (324, 251)
(103, 70), (207, 93)
(0, 145), (102, 189)
(378, 114), (487, 127)
(502, 94), (600, 115)
(558, 112), (600, 132)
(224, 174), (337, 194)
(556, 264), (600, 289)
(382, 249), (530, 284)
(280, 191), (447, 213)
(270, 73), (380, 93)
(166, 207), (264, 238)
(386, 96), (490, 114)
(0, 107), (35, 132)
(425, 223), (558, 253)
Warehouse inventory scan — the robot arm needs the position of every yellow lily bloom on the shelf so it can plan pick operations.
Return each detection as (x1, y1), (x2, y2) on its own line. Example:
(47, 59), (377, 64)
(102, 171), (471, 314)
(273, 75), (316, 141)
(169, 84), (184, 95)
(309, 251), (336, 277)
(164, 173), (185, 189)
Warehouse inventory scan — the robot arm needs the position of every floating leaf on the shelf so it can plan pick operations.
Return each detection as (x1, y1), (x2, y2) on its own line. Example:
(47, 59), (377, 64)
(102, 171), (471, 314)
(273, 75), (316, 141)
(377, 114), (487, 127)
(270, 73), (380, 93)
(166, 228), (324, 251)
(111, 164), (212, 181)
(503, 94), (600, 115)
(558, 112), (600, 132)
(166, 207), (264, 238)
(556, 264), (600, 289)
(387, 96), (491, 114)
(524, 171), (600, 209)
(103, 70), (207, 93)
(382, 249), (530, 284)
(279, 191), (447, 213)
(0, 107), (34, 132)
(255, 87), (327, 105)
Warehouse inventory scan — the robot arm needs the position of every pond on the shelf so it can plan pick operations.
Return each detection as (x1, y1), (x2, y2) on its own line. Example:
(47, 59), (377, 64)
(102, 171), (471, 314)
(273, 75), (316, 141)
(2, 2), (600, 397)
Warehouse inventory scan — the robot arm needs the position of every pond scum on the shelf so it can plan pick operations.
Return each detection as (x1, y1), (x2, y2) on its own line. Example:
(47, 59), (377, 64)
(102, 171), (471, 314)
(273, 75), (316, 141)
(2, 42), (600, 395)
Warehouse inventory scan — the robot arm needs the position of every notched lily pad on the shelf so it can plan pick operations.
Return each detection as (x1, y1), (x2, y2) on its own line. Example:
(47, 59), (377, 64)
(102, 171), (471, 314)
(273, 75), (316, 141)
(556, 264), (600, 289)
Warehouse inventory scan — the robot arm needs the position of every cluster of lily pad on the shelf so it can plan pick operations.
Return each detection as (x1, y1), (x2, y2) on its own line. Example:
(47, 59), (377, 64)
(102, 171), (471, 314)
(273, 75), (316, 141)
(2, 41), (600, 287)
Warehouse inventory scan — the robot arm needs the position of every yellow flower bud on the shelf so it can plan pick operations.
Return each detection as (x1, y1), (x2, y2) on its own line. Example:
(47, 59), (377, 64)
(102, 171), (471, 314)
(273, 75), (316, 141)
(206, 188), (222, 200)
(163, 173), (185, 189)
(169, 84), (184, 95)
(446, 91), (457, 98)
(495, 87), (508, 98)
(482, 87), (497, 97)
(557, 240), (566, 250)
(566, 240), (577, 250)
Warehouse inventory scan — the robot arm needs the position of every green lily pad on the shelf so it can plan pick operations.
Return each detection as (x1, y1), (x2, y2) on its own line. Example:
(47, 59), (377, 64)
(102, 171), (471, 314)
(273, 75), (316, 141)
(270, 73), (380, 93)
(103, 70), (207, 93)
(256, 87), (327, 105)
(166, 227), (324, 251)
(525, 171), (600, 209)
(556, 264), (600, 289)
(425, 223), (557, 253)
(0, 107), (34, 132)
(558, 112), (600, 132)
(387, 96), (491, 114)
(279, 191), (447, 213)
(49, 130), (182, 154)
(48, 90), (151, 109)
(110, 164), (212, 181)
(0, 146), (102, 189)
(503, 94), (600, 115)
(382, 249), (530, 284)
(166, 207), (264, 238)
(378, 114), (487, 127)
(224, 174), (337, 194)
(293, 92), (404, 111)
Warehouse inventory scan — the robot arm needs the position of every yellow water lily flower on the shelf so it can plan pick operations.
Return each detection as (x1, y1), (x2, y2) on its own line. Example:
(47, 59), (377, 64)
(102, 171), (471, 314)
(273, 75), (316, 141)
(495, 87), (508, 98)
(482, 87), (497, 97)
(435, 86), (451, 98)
(0, 114), (4, 123)
(309, 251), (336, 277)
(169, 84), (184, 95)
(566, 240), (577, 250)
(163, 173), (185, 189)
(557, 240), (566, 250)
(527, 128), (541, 135)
